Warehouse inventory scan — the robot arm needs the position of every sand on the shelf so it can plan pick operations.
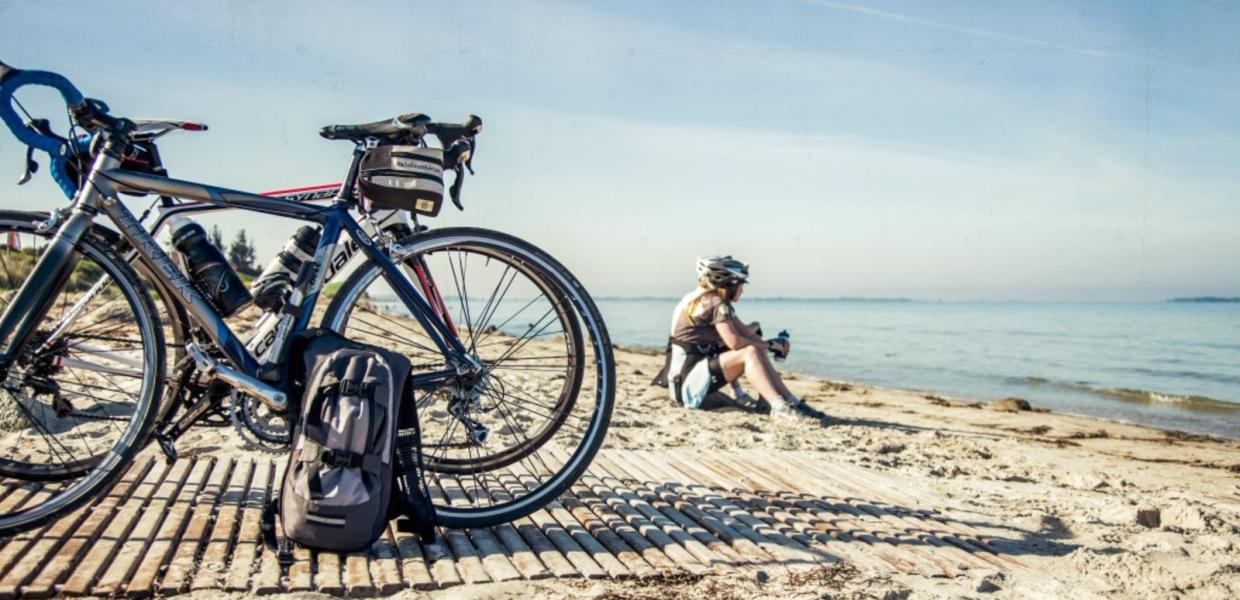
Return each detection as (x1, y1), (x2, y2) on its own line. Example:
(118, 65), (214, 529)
(168, 342), (1240, 599)
(592, 345), (1240, 599)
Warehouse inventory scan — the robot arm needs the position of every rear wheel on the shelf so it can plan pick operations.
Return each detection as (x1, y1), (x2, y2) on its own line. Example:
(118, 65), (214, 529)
(323, 227), (614, 528)
(0, 213), (163, 535)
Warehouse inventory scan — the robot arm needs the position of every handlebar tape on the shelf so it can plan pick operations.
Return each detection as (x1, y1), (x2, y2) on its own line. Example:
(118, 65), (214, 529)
(0, 64), (86, 155)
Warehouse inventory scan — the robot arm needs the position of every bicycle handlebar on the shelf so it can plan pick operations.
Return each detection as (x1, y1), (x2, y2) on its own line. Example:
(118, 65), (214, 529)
(0, 61), (86, 155)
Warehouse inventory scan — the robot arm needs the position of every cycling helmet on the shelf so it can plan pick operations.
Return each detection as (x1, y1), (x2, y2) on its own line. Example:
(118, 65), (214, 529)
(696, 255), (749, 289)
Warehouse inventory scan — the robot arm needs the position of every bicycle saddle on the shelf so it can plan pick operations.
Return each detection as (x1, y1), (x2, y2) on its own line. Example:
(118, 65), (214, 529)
(320, 112), (430, 142)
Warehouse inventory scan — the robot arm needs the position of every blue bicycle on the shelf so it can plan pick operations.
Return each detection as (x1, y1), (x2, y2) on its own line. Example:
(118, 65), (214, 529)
(0, 61), (614, 535)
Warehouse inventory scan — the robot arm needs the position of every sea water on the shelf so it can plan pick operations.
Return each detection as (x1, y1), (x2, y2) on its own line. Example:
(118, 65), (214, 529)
(373, 295), (1240, 438)
(595, 298), (1240, 439)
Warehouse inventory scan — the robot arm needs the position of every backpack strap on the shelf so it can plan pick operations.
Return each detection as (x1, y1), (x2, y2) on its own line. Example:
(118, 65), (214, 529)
(261, 497), (296, 569)
(393, 376), (437, 543)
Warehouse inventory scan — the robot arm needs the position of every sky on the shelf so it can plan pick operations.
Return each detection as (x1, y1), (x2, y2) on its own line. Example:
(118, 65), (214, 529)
(1, 0), (1238, 301)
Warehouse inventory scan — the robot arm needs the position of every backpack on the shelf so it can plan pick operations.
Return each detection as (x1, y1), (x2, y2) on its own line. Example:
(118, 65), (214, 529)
(262, 329), (435, 560)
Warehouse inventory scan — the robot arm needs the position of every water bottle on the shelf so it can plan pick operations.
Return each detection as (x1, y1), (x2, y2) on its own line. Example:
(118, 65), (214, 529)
(772, 330), (790, 362)
(250, 225), (320, 312)
(170, 217), (253, 317)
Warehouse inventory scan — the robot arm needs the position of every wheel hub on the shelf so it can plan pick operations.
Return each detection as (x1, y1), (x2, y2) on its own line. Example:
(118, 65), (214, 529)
(447, 363), (492, 445)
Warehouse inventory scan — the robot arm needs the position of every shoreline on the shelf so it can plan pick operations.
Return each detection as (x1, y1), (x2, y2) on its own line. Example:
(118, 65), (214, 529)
(612, 342), (1240, 442)
(596, 344), (1240, 597)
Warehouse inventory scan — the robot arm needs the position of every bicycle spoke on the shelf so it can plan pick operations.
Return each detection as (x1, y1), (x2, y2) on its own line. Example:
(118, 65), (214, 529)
(327, 231), (612, 528)
(469, 265), (518, 345)
(489, 372), (589, 428)
(445, 250), (477, 351)
(352, 305), (440, 355)
(470, 295), (541, 348)
(488, 307), (562, 366)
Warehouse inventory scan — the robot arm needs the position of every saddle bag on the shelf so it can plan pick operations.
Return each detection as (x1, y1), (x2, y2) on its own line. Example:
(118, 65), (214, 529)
(358, 145), (445, 216)
(262, 329), (436, 560)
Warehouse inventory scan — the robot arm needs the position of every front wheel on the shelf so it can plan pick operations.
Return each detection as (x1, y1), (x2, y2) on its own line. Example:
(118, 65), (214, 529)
(322, 227), (614, 528)
(0, 214), (164, 535)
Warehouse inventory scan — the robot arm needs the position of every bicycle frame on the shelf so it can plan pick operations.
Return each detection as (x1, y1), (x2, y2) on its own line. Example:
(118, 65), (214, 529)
(0, 138), (472, 402)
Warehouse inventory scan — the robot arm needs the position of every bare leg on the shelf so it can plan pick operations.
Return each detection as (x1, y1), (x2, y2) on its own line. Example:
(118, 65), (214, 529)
(717, 345), (793, 401)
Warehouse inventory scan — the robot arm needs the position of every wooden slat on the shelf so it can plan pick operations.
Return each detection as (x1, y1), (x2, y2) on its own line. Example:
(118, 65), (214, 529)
(472, 469), (574, 579)
(0, 463), (148, 599)
(581, 465), (715, 573)
(389, 522), (436, 590)
(93, 459), (194, 594)
(454, 469), (553, 581)
(344, 551), (376, 597)
(706, 456), (897, 574)
(504, 461), (638, 579)
(287, 545), (313, 592)
(249, 460), (285, 595)
(496, 468), (605, 579)
(314, 550), (345, 595)
(533, 448), (664, 577)
(482, 468), (591, 579)
(602, 451), (775, 566)
(652, 452), (826, 567)
(191, 458), (255, 591)
(424, 476), (488, 585)
(423, 527), (464, 587)
(681, 452), (890, 574)
(62, 459), (171, 595)
(798, 454), (1023, 569)
(798, 457), (998, 572)
(687, 454), (849, 562)
(0, 449), (1037, 595)
(369, 524), (405, 595)
(589, 453), (741, 569)
(21, 458), (155, 599)
(740, 454), (943, 575)
(782, 453), (1003, 572)
(0, 486), (56, 587)
(701, 452), (963, 577)
(160, 456), (234, 594)
(544, 448), (684, 576)
(224, 459), (273, 591)
(126, 459), (214, 597)
(437, 474), (520, 582)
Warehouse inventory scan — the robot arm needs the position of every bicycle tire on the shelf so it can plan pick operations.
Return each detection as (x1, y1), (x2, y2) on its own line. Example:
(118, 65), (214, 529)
(0, 214), (164, 535)
(322, 227), (614, 528)
(0, 211), (184, 477)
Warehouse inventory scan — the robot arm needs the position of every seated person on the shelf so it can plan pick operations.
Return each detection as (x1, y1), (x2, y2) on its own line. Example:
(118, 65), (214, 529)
(657, 255), (803, 418)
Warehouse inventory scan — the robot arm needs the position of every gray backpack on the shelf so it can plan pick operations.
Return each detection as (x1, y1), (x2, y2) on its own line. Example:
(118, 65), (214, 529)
(263, 329), (433, 558)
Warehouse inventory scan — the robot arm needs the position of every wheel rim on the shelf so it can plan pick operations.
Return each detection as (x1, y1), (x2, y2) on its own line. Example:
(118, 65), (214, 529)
(325, 230), (613, 524)
(0, 219), (161, 531)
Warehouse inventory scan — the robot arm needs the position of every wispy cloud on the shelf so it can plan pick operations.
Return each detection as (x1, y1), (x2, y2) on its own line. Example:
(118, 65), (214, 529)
(800, 0), (1114, 57)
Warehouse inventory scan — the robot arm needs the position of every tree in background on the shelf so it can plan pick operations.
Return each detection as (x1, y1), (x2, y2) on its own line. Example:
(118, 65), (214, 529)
(210, 225), (223, 250)
(228, 229), (258, 276)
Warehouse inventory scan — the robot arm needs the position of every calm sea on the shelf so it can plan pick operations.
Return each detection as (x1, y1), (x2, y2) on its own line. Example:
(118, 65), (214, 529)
(595, 298), (1240, 439)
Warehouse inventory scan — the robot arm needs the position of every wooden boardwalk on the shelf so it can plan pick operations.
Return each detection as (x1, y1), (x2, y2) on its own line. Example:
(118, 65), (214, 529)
(0, 450), (1022, 597)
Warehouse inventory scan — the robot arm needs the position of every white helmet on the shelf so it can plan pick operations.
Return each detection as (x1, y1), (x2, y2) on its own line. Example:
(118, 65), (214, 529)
(696, 255), (749, 289)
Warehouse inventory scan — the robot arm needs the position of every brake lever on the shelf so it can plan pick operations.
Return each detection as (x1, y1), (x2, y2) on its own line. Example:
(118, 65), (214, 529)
(17, 118), (59, 185)
(18, 146), (37, 185)
(464, 137), (476, 175)
(449, 165), (465, 211)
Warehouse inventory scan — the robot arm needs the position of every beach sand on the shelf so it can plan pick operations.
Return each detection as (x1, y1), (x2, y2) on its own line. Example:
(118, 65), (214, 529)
(172, 342), (1240, 599)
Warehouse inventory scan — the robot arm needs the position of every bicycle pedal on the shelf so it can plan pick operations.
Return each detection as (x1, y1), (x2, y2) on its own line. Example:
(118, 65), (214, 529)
(154, 434), (179, 463)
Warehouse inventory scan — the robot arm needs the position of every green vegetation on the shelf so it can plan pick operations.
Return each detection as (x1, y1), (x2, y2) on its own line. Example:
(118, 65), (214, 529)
(0, 247), (109, 293)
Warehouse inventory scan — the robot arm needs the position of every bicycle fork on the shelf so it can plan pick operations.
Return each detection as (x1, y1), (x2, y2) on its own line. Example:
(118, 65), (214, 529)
(0, 207), (95, 375)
